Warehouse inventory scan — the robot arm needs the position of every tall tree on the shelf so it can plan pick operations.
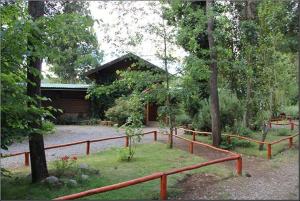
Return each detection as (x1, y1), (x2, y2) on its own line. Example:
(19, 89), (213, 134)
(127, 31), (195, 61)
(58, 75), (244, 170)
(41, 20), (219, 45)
(207, 0), (221, 146)
(27, 0), (48, 182)
(164, 0), (221, 145)
(43, 1), (103, 83)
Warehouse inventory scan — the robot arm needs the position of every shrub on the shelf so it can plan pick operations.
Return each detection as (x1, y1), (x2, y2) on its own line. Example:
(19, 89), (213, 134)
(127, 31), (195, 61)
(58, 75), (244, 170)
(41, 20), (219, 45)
(219, 89), (244, 129)
(53, 156), (78, 177)
(231, 139), (253, 148)
(175, 113), (192, 127)
(192, 100), (211, 131)
(105, 97), (131, 126)
(252, 110), (271, 130)
(282, 105), (298, 119)
(219, 136), (233, 150)
(192, 89), (244, 131)
(231, 121), (253, 136)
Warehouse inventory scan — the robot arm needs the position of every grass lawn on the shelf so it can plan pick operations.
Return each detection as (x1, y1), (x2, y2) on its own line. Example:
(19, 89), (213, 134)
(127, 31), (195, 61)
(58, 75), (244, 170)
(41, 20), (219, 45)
(1, 142), (233, 200)
(183, 128), (298, 159)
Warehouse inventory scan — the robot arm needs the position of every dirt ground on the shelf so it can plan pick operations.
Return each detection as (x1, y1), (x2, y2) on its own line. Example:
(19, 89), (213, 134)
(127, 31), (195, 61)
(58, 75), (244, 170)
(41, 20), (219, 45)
(165, 135), (299, 200)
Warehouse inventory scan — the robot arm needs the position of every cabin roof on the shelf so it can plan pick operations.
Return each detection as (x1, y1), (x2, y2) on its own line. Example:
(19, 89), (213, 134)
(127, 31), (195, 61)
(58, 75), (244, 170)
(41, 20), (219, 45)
(41, 83), (90, 91)
(85, 52), (164, 79)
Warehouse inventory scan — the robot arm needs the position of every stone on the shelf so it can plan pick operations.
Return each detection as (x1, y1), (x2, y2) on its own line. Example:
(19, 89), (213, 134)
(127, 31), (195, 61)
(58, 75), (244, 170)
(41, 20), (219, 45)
(81, 174), (89, 180)
(42, 176), (60, 186)
(245, 172), (252, 177)
(44, 176), (59, 184)
(67, 179), (78, 187)
(79, 163), (89, 169)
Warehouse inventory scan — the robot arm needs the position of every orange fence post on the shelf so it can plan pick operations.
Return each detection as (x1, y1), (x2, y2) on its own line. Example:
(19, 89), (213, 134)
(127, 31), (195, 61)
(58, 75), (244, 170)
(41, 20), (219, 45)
(236, 157), (242, 176)
(86, 141), (90, 155)
(125, 136), (129, 147)
(154, 131), (157, 141)
(160, 174), (167, 200)
(267, 144), (272, 159)
(227, 136), (231, 144)
(189, 142), (194, 154)
(269, 122), (272, 128)
(291, 123), (294, 130)
(192, 132), (196, 141)
(24, 152), (30, 166)
(289, 137), (293, 148)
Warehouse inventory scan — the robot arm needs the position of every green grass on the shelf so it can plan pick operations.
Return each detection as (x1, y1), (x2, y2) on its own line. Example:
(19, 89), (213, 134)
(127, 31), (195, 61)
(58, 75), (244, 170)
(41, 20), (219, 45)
(184, 128), (298, 159)
(1, 142), (233, 200)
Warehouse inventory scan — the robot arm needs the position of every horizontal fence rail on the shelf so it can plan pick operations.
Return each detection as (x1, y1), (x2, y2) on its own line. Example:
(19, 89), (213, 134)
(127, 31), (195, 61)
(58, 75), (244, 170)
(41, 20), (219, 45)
(1, 131), (158, 167)
(268, 117), (299, 130)
(54, 132), (242, 200)
(177, 127), (299, 160)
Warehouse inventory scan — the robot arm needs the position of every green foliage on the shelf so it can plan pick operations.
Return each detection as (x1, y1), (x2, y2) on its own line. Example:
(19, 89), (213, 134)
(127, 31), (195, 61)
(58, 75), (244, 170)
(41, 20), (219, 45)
(192, 100), (211, 131)
(253, 110), (271, 130)
(274, 128), (290, 136)
(41, 120), (55, 134)
(53, 156), (78, 177)
(105, 97), (132, 126)
(231, 124), (253, 136)
(282, 105), (298, 119)
(119, 93), (145, 161)
(219, 89), (244, 129)
(1, 168), (12, 178)
(44, 13), (103, 83)
(175, 113), (191, 127)
(192, 89), (244, 131)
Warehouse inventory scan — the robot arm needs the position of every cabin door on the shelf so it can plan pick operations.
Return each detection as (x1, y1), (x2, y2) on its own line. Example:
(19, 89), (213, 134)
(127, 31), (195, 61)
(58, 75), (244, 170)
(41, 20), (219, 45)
(148, 103), (158, 121)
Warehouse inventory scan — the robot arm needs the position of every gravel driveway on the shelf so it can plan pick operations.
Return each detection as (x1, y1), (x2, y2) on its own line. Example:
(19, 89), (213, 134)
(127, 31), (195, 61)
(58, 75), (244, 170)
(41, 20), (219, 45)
(1, 125), (169, 169)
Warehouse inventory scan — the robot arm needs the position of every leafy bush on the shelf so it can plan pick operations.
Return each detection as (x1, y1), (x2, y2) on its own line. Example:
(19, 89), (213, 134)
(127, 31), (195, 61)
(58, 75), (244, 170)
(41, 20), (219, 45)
(192, 89), (244, 131)
(53, 156), (78, 177)
(231, 121), (253, 136)
(219, 136), (233, 150)
(192, 100), (211, 131)
(175, 113), (192, 127)
(282, 105), (298, 119)
(105, 97), (131, 126)
(252, 110), (271, 130)
(231, 139), (253, 148)
(219, 89), (244, 129)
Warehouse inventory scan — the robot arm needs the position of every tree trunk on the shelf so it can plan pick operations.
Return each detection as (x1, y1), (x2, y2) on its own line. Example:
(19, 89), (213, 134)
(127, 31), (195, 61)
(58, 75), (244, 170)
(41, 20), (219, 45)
(28, 0), (49, 183)
(207, 0), (221, 146)
(162, 20), (173, 148)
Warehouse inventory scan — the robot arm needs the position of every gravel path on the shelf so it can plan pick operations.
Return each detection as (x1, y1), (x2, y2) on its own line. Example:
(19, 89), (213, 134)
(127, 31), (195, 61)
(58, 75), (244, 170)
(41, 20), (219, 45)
(1, 125), (169, 169)
(172, 143), (299, 200)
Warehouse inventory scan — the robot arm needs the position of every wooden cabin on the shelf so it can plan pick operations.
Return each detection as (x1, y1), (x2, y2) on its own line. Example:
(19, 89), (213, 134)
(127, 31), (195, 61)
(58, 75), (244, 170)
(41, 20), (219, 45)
(42, 53), (164, 125)
(85, 53), (165, 125)
(41, 83), (90, 123)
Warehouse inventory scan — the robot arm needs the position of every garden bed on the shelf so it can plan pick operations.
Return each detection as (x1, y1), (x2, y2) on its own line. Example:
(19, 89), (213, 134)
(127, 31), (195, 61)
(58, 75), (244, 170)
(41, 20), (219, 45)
(1, 142), (233, 200)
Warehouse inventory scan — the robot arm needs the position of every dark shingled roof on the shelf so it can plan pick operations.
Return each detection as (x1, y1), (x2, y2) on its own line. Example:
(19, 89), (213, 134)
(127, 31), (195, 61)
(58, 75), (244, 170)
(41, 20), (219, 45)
(85, 52), (165, 79)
